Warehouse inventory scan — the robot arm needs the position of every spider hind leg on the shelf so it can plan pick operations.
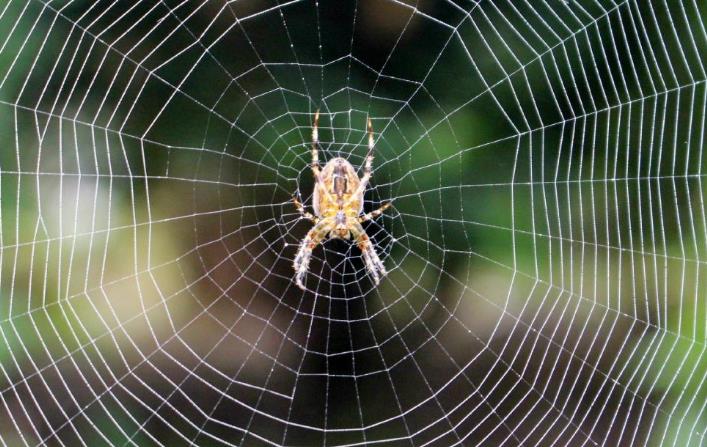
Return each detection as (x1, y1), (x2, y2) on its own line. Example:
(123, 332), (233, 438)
(351, 222), (387, 285)
(293, 220), (329, 289)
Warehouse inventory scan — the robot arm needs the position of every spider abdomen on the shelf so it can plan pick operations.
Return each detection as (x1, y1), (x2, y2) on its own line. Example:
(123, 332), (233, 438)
(313, 157), (364, 218)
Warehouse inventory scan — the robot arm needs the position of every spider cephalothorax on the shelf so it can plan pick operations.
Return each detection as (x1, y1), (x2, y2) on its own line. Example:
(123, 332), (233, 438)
(292, 111), (392, 290)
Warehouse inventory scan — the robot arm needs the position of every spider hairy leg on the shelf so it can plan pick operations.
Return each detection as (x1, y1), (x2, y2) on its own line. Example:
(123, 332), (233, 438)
(352, 222), (387, 285)
(292, 194), (316, 221)
(359, 117), (375, 188)
(311, 110), (321, 178)
(293, 220), (330, 289)
(366, 117), (374, 175)
(359, 201), (392, 222)
(344, 117), (377, 207)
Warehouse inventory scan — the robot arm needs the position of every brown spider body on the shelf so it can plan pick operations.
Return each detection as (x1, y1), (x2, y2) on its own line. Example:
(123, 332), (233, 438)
(291, 111), (392, 289)
(313, 157), (363, 239)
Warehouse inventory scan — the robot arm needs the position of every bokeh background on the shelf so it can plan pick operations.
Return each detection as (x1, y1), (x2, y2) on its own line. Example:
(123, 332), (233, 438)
(0, 0), (705, 445)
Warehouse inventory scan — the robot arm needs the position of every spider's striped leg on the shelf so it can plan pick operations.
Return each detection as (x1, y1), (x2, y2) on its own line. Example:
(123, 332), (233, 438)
(351, 222), (387, 285)
(293, 220), (329, 290)
(311, 110), (321, 178)
(292, 194), (316, 221)
(359, 201), (392, 223)
(344, 118), (377, 206)
(361, 117), (375, 186)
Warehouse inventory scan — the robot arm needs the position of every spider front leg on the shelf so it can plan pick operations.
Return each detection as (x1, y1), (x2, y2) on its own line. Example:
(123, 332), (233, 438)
(293, 219), (330, 289)
(351, 222), (387, 285)
(347, 117), (377, 204)
(311, 110), (321, 178)
(361, 117), (375, 186)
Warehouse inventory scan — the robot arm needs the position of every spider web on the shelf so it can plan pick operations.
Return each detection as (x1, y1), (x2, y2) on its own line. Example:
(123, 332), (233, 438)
(0, 0), (705, 445)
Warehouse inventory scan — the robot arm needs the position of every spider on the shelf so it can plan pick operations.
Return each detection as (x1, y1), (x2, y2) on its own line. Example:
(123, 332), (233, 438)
(292, 111), (392, 290)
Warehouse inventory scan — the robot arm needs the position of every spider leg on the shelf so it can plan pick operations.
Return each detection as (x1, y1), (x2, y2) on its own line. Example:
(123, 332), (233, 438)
(293, 219), (330, 290)
(366, 117), (374, 173)
(360, 117), (375, 187)
(359, 201), (392, 223)
(343, 118), (377, 208)
(311, 110), (321, 178)
(351, 222), (387, 285)
(292, 194), (316, 222)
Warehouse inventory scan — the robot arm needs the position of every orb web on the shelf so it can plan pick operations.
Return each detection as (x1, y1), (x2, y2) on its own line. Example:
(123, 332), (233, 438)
(0, 0), (705, 446)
